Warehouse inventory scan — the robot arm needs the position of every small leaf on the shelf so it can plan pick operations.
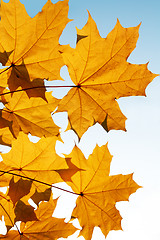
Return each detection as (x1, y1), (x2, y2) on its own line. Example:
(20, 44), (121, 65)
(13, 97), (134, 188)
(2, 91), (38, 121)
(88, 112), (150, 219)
(8, 177), (32, 205)
(66, 144), (141, 240)
(14, 200), (38, 223)
(31, 188), (52, 206)
(1, 90), (60, 138)
(0, 132), (79, 192)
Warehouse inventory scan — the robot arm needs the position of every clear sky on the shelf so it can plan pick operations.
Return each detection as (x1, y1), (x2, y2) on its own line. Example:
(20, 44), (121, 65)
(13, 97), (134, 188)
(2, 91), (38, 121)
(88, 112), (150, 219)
(1, 0), (160, 239)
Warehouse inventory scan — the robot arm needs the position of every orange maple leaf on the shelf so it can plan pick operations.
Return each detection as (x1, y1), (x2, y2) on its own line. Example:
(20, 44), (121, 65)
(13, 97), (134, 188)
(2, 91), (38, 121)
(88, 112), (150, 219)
(66, 144), (140, 240)
(0, 90), (60, 138)
(0, 197), (77, 239)
(0, 132), (79, 192)
(57, 13), (158, 138)
(0, 0), (70, 92)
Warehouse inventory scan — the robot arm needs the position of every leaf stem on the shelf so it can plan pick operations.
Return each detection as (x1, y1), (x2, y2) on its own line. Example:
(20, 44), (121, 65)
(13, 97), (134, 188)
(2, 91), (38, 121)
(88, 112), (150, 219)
(0, 170), (80, 196)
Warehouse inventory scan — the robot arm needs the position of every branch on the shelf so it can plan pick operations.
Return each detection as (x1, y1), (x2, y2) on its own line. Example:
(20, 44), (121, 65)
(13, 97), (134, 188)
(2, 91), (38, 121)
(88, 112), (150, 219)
(0, 170), (80, 196)
(0, 85), (78, 97)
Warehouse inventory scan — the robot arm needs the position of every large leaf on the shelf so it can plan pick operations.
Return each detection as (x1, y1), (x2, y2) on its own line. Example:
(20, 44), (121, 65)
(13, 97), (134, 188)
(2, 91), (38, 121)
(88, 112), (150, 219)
(1, 90), (59, 138)
(0, 198), (77, 239)
(66, 144), (140, 240)
(57, 13), (158, 138)
(0, 132), (79, 192)
(0, 0), (70, 91)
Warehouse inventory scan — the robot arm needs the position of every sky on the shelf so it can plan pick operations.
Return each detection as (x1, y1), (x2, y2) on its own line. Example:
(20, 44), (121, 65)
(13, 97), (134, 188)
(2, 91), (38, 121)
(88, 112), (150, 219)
(0, 0), (160, 239)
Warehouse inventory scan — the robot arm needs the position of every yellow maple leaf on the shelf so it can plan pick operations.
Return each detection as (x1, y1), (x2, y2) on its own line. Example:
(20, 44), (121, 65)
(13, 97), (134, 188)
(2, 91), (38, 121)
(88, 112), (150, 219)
(57, 13), (158, 138)
(1, 90), (59, 138)
(0, 197), (77, 239)
(0, 0), (70, 91)
(66, 144), (140, 240)
(0, 132), (79, 192)
(20, 199), (77, 239)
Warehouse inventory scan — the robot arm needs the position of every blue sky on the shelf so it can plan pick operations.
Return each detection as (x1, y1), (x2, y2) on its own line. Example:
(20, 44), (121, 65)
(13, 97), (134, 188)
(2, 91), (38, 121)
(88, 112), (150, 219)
(1, 0), (160, 239)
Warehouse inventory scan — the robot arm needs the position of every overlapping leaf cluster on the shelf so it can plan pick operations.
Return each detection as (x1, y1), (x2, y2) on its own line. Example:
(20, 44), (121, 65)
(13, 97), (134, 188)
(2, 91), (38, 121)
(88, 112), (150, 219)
(0, 0), (157, 239)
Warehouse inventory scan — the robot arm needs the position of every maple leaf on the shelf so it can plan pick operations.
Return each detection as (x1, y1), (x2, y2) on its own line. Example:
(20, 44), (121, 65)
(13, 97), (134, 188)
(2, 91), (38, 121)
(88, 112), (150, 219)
(66, 144), (140, 240)
(57, 13), (158, 138)
(0, 132), (80, 192)
(8, 177), (32, 205)
(1, 90), (59, 138)
(31, 188), (52, 206)
(0, 0), (70, 92)
(14, 200), (38, 223)
(0, 197), (77, 239)
(19, 198), (77, 239)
